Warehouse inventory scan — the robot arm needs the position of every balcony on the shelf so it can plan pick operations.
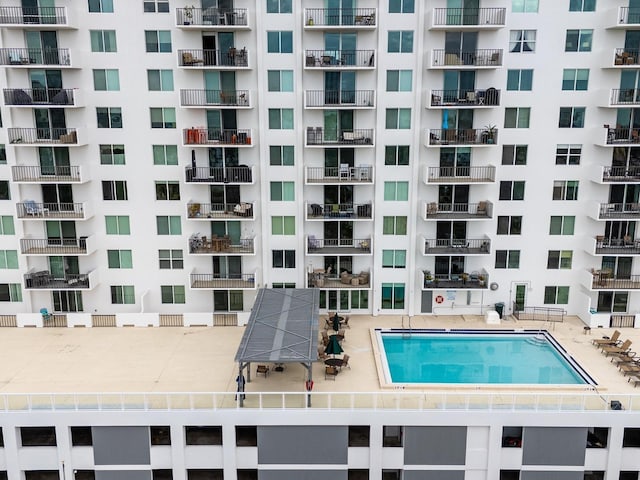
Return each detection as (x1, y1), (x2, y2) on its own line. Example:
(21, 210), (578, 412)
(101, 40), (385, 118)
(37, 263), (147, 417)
(606, 88), (640, 107)
(428, 88), (500, 108)
(8, 127), (83, 146)
(305, 90), (375, 109)
(306, 127), (374, 147)
(3, 88), (80, 107)
(594, 236), (640, 255)
(601, 126), (640, 146)
(430, 49), (503, 69)
(20, 236), (95, 256)
(425, 166), (495, 184)
(180, 89), (250, 108)
(612, 48), (640, 67)
(189, 235), (255, 255)
(611, 7), (640, 29)
(423, 270), (489, 290)
(178, 48), (248, 69)
(0, 6), (71, 28)
(0, 47), (72, 67)
(589, 271), (640, 290)
(16, 202), (91, 220)
(304, 8), (376, 29)
(304, 49), (376, 69)
(424, 201), (493, 220)
(175, 7), (249, 29)
(24, 270), (97, 290)
(190, 272), (257, 289)
(183, 128), (253, 147)
(187, 202), (254, 220)
(429, 7), (506, 30)
(306, 202), (373, 221)
(184, 166), (254, 184)
(597, 202), (640, 220)
(595, 166), (640, 183)
(307, 236), (372, 255)
(426, 128), (497, 147)
(423, 238), (491, 255)
(308, 271), (371, 289)
(305, 165), (373, 184)
(12, 165), (85, 183)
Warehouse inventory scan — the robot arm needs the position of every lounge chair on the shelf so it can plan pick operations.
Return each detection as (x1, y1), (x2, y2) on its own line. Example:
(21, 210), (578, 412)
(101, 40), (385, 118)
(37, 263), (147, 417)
(325, 365), (339, 380)
(593, 330), (621, 347)
(620, 361), (640, 376)
(602, 339), (632, 357)
(610, 350), (636, 364)
(340, 354), (351, 370)
(256, 365), (269, 377)
(627, 373), (640, 387)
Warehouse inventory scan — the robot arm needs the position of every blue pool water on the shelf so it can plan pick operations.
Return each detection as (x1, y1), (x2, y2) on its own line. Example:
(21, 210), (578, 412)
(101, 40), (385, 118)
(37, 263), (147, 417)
(380, 332), (588, 385)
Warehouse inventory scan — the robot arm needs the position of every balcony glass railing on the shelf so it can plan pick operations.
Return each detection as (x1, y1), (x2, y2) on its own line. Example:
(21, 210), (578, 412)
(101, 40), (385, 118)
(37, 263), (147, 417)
(432, 7), (506, 26)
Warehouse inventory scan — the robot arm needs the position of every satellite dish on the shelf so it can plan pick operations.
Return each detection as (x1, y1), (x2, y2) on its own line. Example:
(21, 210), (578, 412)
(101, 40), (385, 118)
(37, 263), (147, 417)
(490, 282), (499, 291)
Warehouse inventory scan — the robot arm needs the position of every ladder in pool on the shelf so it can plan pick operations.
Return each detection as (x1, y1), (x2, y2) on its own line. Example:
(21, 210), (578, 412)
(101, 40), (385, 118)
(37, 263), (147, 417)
(401, 316), (412, 338)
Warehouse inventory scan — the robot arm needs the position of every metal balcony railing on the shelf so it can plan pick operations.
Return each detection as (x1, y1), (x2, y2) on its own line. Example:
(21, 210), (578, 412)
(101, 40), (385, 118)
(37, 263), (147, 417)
(4, 88), (75, 106)
(12, 165), (81, 182)
(595, 236), (640, 254)
(307, 203), (372, 219)
(424, 238), (490, 254)
(304, 8), (376, 27)
(432, 7), (506, 26)
(602, 166), (640, 182)
(24, 271), (89, 289)
(305, 90), (374, 108)
(427, 166), (495, 182)
(605, 127), (640, 144)
(428, 128), (497, 146)
(189, 236), (254, 254)
(0, 47), (70, 66)
(176, 7), (248, 27)
(424, 271), (489, 289)
(178, 48), (248, 67)
(305, 49), (376, 68)
(591, 273), (640, 290)
(619, 7), (640, 26)
(307, 237), (371, 253)
(610, 88), (640, 105)
(8, 127), (78, 145)
(432, 49), (502, 67)
(185, 166), (253, 183)
(183, 128), (252, 146)
(306, 165), (373, 183)
(0, 6), (67, 25)
(430, 89), (500, 107)
(180, 89), (249, 107)
(187, 202), (254, 219)
(426, 201), (492, 219)
(20, 238), (87, 255)
(599, 203), (640, 218)
(190, 273), (256, 289)
(16, 202), (85, 219)
(306, 128), (373, 146)
(614, 48), (640, 66)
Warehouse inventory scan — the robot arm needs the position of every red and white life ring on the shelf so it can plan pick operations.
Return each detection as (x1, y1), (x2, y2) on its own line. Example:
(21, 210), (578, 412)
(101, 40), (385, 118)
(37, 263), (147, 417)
(435, 295), (444, 304)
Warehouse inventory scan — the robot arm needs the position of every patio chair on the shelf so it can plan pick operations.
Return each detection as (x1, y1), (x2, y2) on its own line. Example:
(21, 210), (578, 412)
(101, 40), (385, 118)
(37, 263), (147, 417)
(337, 329), (346, 341)
(321, 330), (329, 346)
(628, 373), (640, 387)
(340, 354), (351, 370)
(325, 365), (339, 380)
(343, 316), (350, 329)
(256, 365), (269, 377)
(602, 339), (632, 357)
(40, 307), (53, 322)
(592, 330), (621, 347)
(317, 347), (329, 360)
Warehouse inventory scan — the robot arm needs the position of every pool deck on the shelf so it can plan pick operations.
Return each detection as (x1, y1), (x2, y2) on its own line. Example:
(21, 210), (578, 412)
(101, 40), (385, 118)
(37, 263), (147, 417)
(0, 314), (639, 398)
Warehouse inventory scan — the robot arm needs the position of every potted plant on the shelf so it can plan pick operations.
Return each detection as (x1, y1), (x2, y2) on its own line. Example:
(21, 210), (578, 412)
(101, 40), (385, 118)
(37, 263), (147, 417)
(482, 124), (497, 144)
(188, 203), (201, 217)
(461, 273), (469, 284)
(183, 5), (195, 25)
(424, 271), (433, 284)
(478, 274), (486, 286)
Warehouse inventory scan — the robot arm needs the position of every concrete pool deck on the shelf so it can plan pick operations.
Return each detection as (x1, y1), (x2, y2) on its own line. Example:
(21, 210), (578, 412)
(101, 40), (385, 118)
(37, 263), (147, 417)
(0, 314), (639, 397)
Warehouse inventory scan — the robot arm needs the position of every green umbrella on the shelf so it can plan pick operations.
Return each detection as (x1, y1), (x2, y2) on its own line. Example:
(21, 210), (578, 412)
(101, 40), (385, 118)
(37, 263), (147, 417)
(325, 335), (344, 357)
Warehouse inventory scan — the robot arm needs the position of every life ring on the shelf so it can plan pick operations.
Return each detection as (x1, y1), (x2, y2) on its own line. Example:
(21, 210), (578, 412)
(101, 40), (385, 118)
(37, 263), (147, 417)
(435, 295), (444, 304)
(305, 380), (314, 391)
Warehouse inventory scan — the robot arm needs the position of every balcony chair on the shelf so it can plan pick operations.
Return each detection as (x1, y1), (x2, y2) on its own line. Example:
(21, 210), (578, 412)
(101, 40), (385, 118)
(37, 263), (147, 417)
(339, 163), (350, 179)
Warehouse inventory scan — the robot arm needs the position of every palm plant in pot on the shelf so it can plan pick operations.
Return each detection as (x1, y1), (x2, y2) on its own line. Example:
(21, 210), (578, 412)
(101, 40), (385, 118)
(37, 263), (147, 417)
(482, 124), (497, 144)
(183, 5), (195, 25)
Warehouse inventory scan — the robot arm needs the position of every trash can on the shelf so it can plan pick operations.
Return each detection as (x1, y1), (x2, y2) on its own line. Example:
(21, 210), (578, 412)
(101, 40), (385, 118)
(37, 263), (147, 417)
(495, 302), (505, 319)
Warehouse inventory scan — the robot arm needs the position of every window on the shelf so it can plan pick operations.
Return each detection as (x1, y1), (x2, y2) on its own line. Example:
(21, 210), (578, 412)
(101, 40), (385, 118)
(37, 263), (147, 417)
(0, 216), (15, 235)
(70, 427), (92, 446)
(556, 144), (581, 165)
(381, 283), (405, 309)
(552, 180), (579, 200)
(21, 427), (56, 446)
(273, 283), (296, 289)
(267, 31), (293, 53)
(386, 70), (412, 91)
(144, 0), (170, 12)
(272, 250), (295, 268)
(155, 181), (180, 200)
(569, 0), (595, 11)
(499, 181), (525, 200)
(497, 216), (522, 235)
(93, 69), (119, 91)
(504, 108), (530, 128)
(111, 285), (135, 304)
(214, 291), (244, 311)
(549, 215), (575, 235)
(0, 284), (22, 302)
(385, 145), (410, 165)
(53, 291), (82, 312)
(145, 30), (171, 52)
(389, 0), (414, 13)
(562, 69), (589, 90)
(382, 471), (402, 480)
(269, 146), (294, 165)
(495, 250), (520, 269)
(188, 470), (224, 480)
(107, 250), (132, 269)
(349, 426), (370, 447)
(159, 250), (183, 269)
(267, 70), (293, 92)
(382, 250), (406, 268)
(385, 108), (411, 129)
(267, 0), (292, 13)
(268, 108), (294, 129)
(271, 216), (295, 235)
(565, 29), (592, 52)
(0, 145), (5, 164)
(383, 216), (407, 235)
(96, 107), (122, 128)
(383, 181), (409, 200)
(0, 251), (18, 269)
(0, 182), (9, 200)
(157, 216), (181, 235)
(185, 426), (222, 445)
(506, 69), (533, 90)
(383, 426), (403, 447)
(544, 286), (570, 304)
(622, 428), (640, 447)
(105, 215), (130, 235)
(161, 285), (185, 304)
(509, 30), (536, 52)
(547, 250), (573, 269)
(147, 70), (174, 91)
(88, 0), (113, 12)
(100, 144), (125, 164)
(559, 107), (585, 128)
(90, 30), (117, 52)
(102, 180), (128, 200)
(153, 145), (178, 165)
(388, 31), (413, 53)
(512, 0), (538, 12)
(150, 107), (176, 128)
(502, 145), (527, 165)
(270, 181), (295, 201)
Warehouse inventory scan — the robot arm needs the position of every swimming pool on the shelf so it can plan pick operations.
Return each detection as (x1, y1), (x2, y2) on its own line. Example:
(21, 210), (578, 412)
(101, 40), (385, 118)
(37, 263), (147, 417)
(376, 330), (593, 386)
